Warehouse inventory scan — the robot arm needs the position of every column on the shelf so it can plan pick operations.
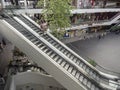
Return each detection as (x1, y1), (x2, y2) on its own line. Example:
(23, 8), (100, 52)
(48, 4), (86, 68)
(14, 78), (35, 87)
(77, 0), (80, 8)
(24, 0), (28, 14)
(1, 0), (5, 8)
(24, 0), (27, 12)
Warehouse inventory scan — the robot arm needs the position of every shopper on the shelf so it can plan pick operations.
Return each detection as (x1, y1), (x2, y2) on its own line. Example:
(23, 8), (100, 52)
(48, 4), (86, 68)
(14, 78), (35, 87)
(40, 20), (48, 35)
(98, 35), (101, 39)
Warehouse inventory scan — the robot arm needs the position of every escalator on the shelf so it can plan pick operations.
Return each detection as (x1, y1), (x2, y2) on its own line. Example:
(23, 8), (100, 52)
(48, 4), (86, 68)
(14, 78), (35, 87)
(17, 15), (101, 82)
(13, 14), (120, 89)
(0, 15), (105, 90)
(17, 14), (120, 83)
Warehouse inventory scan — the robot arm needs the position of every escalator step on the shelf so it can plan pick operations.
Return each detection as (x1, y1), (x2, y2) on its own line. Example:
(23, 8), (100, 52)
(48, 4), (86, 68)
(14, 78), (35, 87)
(71, 69), (77, 76)
(50, 53), (56, 58)
(83, 78), (88, 85)
(86, 67), (90, 73)
(79, 75), (84, 82)
(91, 85), (95, 90)
(64, 63), (70, 70)
(79, 62), (84, 67)
(76, 60), (80, 65)
(40, 45), (46, 50)
(68, 66), (73, 73)
(53, 56), (59, 61)
(43, 48), (49, 53)
(87, 81), (92, 88)
(73, 57), (77, 63)
(57, 59), (63, 64)
(46, 51), (53, 56)
(61, 61), (66, 67)
(83, 65), (87, 70)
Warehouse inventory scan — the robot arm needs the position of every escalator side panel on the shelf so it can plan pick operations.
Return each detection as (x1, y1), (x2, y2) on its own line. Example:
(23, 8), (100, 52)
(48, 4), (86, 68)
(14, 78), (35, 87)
(0, 20), (87, 90)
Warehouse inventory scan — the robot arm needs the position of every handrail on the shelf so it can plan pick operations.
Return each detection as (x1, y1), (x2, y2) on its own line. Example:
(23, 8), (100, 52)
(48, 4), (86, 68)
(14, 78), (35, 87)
(67, 43), (120, 77)
(72, 12), (120, 26)
(67, 43), (120, 88)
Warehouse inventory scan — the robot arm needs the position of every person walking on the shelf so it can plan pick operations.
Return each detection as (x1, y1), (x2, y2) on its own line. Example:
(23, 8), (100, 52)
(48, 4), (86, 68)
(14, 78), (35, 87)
(40, 20), (48, 35)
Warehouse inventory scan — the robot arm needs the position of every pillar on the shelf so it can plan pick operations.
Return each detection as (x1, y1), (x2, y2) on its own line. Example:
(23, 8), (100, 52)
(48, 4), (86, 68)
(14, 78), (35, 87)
(24, 0), (27, 13)
(1, 0), (5, 8)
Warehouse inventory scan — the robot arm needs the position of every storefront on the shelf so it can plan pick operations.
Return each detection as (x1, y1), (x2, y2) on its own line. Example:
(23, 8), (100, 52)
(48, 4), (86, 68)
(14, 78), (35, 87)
(65, 28), (87, 38)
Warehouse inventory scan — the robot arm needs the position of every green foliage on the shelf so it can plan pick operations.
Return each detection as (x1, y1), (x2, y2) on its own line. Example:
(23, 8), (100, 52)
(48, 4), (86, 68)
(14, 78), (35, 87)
(37, 0), (72, 31)
(51, 30), (65, 39)
(88, 59), (97, 67)
(111, 26), (120, 31)
(13, 47), (25, 56)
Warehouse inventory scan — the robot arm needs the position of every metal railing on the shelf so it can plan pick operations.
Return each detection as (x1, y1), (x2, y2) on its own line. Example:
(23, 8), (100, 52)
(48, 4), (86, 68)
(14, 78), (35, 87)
(67, 42), (120, 88)
(3, 1), (120, 9)
(67, 42), (120, 77)
(72, 12), (120, 26)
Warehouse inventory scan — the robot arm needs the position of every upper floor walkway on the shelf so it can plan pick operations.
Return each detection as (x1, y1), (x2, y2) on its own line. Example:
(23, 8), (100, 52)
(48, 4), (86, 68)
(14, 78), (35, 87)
(13, 8), (120, 14)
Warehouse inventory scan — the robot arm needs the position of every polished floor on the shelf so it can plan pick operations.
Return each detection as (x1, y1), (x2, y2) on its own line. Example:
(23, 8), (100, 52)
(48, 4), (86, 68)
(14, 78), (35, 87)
(68, 33), (120, 73)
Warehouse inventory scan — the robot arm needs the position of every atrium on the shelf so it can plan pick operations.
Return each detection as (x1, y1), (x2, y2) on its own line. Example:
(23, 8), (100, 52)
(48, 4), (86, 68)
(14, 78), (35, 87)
(0, 0), (120, 90)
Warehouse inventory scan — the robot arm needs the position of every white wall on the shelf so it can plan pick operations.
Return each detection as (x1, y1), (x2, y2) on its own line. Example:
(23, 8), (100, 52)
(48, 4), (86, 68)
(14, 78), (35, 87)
(14, 72), (64, 88)
(13, 72), (65, 90)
